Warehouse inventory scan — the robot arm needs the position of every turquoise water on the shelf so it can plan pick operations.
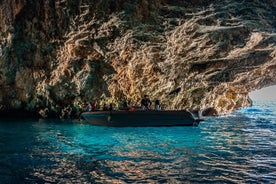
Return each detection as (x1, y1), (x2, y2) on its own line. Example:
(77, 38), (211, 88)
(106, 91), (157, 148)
(0, 101), (275, 183)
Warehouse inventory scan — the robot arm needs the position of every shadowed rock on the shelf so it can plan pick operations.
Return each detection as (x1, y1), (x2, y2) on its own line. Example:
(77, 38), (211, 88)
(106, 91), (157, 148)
(168, 87), (181, 96)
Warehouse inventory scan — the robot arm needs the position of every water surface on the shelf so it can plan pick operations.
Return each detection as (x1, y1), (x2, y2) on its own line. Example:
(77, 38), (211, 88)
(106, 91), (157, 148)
(0, 101), (275, 183)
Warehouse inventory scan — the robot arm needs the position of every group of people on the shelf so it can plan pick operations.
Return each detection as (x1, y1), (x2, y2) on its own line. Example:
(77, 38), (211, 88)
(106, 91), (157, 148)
(141, 95), (161, 110)
(84, 102), (114, 112)
(83, 95), (161, 112)
(84, 102), (97, 112)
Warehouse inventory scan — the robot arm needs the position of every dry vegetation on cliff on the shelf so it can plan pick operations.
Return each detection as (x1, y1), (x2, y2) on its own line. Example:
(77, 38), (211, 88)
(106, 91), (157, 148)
(0, 0), (275, 117)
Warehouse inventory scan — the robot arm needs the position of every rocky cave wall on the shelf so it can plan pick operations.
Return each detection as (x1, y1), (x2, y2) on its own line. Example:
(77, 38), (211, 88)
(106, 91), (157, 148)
(0, 0), (275, 117)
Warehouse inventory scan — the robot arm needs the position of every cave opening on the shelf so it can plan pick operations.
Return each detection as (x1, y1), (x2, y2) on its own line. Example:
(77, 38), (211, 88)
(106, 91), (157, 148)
(249, 85), (276, 102)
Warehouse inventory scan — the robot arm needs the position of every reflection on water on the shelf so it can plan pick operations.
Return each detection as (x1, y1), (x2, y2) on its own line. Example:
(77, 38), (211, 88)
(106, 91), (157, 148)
(0, 101), (275, 183)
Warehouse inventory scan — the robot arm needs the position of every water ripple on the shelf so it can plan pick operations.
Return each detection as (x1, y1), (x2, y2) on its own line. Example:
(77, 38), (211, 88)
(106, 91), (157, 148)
(0, 101), (276, 183)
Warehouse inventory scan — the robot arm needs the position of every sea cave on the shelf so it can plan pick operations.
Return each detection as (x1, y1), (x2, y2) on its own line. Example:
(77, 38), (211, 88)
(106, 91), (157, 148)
(0, 0), (275, 117)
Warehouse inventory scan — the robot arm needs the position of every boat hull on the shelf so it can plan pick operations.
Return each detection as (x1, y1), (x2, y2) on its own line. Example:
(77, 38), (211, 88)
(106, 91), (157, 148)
(81, 110), (202, 127)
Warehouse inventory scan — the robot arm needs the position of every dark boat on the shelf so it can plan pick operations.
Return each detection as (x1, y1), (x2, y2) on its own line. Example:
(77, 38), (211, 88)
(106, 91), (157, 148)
(81, 110), (203, 127)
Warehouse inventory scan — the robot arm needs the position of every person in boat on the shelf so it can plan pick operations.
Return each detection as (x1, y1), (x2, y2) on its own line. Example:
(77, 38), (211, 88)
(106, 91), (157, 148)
(84, 102), (92, 112)
(119, 100), (129, 110)
(123, 101), (128, 109)
(141, 95), (152, 110)
(109, 103), (115, 111)
(91, 102), (97, 111)
(154, 99), (161, 110)
(102, 103), (108, 111)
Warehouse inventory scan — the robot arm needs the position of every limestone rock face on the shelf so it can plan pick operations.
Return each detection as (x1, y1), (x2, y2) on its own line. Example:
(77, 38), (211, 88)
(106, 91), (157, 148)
(0, 0), (275, 116)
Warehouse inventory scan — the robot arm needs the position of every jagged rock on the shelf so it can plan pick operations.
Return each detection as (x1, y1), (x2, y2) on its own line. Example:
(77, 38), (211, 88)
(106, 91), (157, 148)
(0, 0), (275, 117)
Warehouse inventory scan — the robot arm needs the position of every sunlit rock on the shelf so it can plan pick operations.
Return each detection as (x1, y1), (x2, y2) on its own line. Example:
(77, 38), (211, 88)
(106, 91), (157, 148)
(0, 0), (275, 117)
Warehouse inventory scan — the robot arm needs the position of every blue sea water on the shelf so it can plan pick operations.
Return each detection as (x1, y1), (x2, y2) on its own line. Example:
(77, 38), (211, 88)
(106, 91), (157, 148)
(0, 101), (275, 183)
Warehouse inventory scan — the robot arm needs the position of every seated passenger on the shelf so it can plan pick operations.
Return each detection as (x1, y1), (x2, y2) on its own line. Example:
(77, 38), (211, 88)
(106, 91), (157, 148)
(121, 101), (129, 110)
(154, 99), (161, 110)
(109, 103), (115, 111)
(91, 102), (97, 111)
(141, 95), (152, 110)
(102, 103), (108, 111)
(84, 102), (92, 112)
